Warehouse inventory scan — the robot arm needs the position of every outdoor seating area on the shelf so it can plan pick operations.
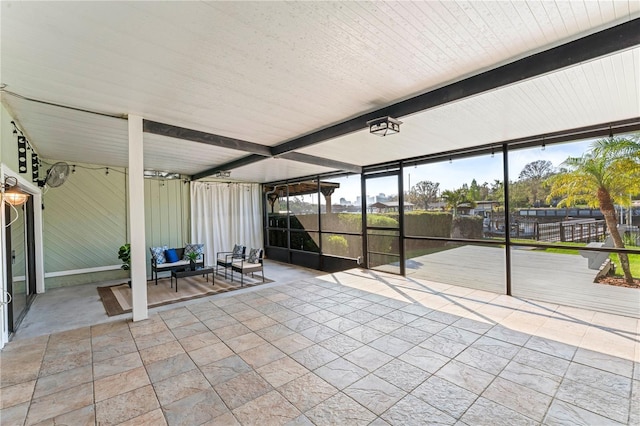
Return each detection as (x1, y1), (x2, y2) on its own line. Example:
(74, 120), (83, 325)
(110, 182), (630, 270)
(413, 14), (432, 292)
(1, 267), (638, 425)
(150, 244), (205, 285)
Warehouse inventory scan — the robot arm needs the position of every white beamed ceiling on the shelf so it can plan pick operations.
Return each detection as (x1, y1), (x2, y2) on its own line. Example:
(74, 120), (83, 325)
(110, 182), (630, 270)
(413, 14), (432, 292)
(1, 1), (638, 183)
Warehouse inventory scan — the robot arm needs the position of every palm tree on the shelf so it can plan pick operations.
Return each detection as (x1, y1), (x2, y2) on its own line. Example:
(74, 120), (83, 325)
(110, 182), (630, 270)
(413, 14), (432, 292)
(546, 135), (640, 283)
(441, 188), (475, 217)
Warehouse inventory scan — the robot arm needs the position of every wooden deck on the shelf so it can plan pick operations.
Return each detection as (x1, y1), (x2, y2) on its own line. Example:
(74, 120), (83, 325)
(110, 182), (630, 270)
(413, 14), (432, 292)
(403, 245), (639, 318)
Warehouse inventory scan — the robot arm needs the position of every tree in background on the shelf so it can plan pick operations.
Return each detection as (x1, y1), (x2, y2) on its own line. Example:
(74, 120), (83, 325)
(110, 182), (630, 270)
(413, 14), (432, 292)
(441, 188), (475, 217)
(546, 135), (640, 284)
(518, 160), (555, 206)
(408, 180), (440, 209)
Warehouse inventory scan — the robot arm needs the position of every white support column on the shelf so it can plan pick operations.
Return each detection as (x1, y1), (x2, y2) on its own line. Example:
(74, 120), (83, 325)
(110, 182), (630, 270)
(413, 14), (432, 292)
(128, 114), (148, 321)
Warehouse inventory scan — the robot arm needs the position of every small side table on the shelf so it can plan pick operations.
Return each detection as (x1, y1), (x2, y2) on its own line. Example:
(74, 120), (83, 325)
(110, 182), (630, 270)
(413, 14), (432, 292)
(170, 266), (214, 292)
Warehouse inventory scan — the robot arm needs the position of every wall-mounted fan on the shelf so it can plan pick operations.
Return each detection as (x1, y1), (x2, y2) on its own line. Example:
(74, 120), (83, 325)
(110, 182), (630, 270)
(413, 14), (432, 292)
(38, 162), (70, 188)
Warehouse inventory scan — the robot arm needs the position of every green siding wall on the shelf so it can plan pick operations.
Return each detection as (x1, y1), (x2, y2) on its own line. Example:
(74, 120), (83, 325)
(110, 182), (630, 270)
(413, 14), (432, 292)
(43, 162), (127, 286)
(42, 162), (190, 288)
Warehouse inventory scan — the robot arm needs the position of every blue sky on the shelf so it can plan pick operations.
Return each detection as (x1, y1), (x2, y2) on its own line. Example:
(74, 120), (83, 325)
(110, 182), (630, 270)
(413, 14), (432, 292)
(327, 139), (594, 204)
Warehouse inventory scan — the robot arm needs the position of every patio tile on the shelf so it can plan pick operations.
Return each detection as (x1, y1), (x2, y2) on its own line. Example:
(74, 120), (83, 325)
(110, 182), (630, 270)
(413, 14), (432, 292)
(225, 332), (267, 353)
(45, 337), (91, 361)
(344, 325), (386, 344)
(145, 353), (197, 383)
(482, 376), (551, 421)
(524, 335), (578, 360)
(555, 378), (629, 423)
(202, 313), (239, 330)
(572, 347), (634, 377)
(178, 331), (220, 352)
(499, 360), (562, 396)
(407, 317), (448, 334)
(318, 333), (364, 356)
(25, 382), (94, 425)
(0, 380), (35, 409)
(290, 344), (339, 370)
(188, 341), (234, 367)
(170, 321), (210, 339)
(231, 307), (264, 322)
(139, 340), (185, 365)
(283, 316), (319, 333)
(461, 397), (538, 426)
(564, 362), (631, 397)
(381, 394), (456, 426)
(425, 310), (463, 325)
(271, 333), (314, 355)
(162, 389), (229, 426)
(373, 358), (430, 392)
(213, 323), (252, 340)
(362, 303), (395, 316)
(128, 318), (169, 338)
(290, 303), (322, 316)
(398, 346), (449, 374)
(0, 402), (29, 425)
(239, 342), (287, 368)
(315, 358), (369, 390)
(324, 317), (360, 333)
(152, 369), (211, 406)
(92, 338), (138, 363)
(367, 317), (403, 334)
(214, 371), (273, 409)
(513, 347), (570, 377)
(118, 408), (167, 426)
(257, 356), (309, 387)
(305, 392), (377, 426)
(133, 329), (176, 351)
(278, 372), (338, 412)
(299, 324), (339, 343)
(255, 323), (295, 341)
(343, 346), (393, 373)
(420, 334), (468, 358)
(399, 303), (434, 316)
(452, 317), (494, 334)
(48, 326), (91, 344)
(434, 360), (495, 394)
(93, 351), (143, 380)
(344, 374), (406, 415)
(391, 325), (432, 345)
(471, 335), (520, 359)
(94, 366), (150, 402)
(33, 364), (93, 400)
(486, 324), (531, 346)
(267, 308), (301, 323)
(412, 375), (478, 418)
(233, 390), (301, 425)
(38, 348), (92, 377)
(455, 346), (509, 375)
(200, 355), (252, 387)
(348, 309), (379, 324)
(384, 309), (419, 325)
(35, 404), (95, 426)
(241, 315), (278, 331)
(159, 307), (193, 320)
(544, 399), (625, 426)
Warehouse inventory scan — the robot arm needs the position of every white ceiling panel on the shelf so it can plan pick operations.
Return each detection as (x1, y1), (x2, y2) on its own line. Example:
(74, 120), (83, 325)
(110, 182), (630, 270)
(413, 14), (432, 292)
(1, 1), (638, 183)
(219, 158), (337, 184)
(299, 48), (640, 166)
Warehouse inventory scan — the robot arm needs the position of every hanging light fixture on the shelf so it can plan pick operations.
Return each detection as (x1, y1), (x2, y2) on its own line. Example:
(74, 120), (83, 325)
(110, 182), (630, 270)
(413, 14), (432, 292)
(1, 176), (29, 206)
(366, 116), (402, 137)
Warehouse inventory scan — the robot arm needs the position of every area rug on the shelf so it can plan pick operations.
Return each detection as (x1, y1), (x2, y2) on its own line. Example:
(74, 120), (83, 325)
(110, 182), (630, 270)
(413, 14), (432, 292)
(97, 273), (272, 316)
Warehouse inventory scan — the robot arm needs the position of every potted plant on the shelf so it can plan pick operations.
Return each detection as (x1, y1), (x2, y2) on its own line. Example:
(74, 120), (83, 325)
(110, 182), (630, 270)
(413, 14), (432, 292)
(118, 243), (131, 286)
(185, 251), (199, 270)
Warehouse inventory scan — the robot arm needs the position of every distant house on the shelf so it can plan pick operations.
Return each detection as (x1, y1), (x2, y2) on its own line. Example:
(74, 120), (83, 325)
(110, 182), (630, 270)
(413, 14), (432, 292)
(370, 201), (414, 213)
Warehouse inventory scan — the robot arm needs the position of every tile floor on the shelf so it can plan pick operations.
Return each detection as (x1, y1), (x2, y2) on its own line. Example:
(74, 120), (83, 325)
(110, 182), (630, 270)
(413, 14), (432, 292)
(1, 268), (639, 425)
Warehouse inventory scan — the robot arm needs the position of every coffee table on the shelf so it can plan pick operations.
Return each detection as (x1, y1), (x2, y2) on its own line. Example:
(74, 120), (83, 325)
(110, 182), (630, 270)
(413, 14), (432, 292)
(170, 266), (214, 292)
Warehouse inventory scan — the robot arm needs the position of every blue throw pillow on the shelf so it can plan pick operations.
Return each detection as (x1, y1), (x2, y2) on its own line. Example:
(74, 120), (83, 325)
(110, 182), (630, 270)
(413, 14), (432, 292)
(165, 248), (180, 263)
(150, 246), (168, 264)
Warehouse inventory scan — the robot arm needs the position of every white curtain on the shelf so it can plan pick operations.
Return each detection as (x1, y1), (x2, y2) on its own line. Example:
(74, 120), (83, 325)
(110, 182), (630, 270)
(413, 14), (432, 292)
(190, 181), (263, 266)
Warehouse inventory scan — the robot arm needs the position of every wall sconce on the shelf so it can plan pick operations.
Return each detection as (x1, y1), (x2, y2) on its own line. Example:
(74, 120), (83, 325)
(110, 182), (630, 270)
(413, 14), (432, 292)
(2, 176), (29, 206)
(366, 116), (402, 136)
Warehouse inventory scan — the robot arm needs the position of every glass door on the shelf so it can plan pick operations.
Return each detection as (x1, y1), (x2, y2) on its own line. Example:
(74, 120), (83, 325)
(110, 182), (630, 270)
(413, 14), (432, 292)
(364, 171), (403, 274)
(5, 198), (36, 332)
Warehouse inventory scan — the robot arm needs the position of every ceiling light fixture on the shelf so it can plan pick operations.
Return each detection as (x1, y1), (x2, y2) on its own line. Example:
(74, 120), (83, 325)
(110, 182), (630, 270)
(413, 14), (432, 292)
(366, 116), (402, 137)
(2, 176), (29, 206)
(214, 171), (231, 179)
